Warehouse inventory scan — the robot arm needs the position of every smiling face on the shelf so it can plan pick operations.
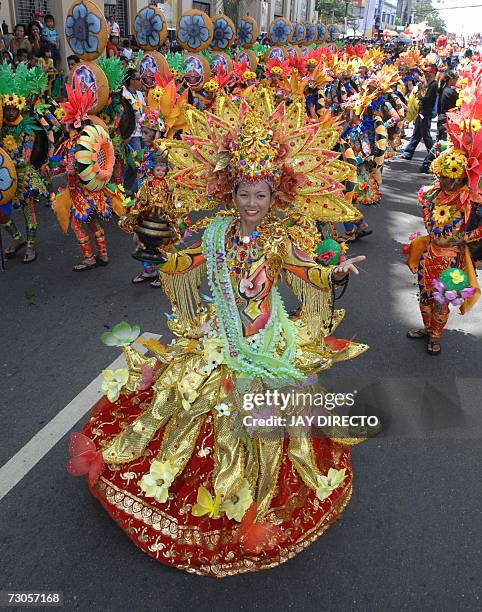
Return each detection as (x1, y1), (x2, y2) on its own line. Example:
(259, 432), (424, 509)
(233, 180), (273, 229)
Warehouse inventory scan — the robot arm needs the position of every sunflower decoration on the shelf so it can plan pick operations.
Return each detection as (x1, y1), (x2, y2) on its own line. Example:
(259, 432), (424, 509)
(431, 148), (467, 180)
(0, 61), (48, 113)
(203, 79), (219, 94)
(54, 107), (66, 121)
(2, 134), (18, 152)
(150, 86), (164, 101)
(75, 124), (115, 192)
(432, 204), (455, 226)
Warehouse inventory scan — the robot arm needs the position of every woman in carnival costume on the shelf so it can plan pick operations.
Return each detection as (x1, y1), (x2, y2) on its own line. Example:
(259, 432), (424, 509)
(52, 77), (126, 271)
(0, 62), (49, 263)
(68, 88), (369, 577)
(406, 66), (482, 355)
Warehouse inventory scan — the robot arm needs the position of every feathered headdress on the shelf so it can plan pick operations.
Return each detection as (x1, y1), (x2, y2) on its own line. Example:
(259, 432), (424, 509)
(0, 61), (48, 110)
(163, 88), (358, 234)
(60, 75), (96, 128)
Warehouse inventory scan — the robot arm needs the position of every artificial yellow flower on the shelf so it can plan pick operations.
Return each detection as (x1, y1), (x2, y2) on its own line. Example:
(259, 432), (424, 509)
(150, 86), (164, 101)
(2, 135), (18, 152)
(221, 480), (253, 522)
(139, 459), (176, 503)
(132, 98), (142, 111)
(450, 269), (465, 285)
(432, 205), (454, 225)
(101, 368), (129, 402)
(191, 486), (222, 518)
(315, 468), (346, 501)
(54, 107), (66, 120)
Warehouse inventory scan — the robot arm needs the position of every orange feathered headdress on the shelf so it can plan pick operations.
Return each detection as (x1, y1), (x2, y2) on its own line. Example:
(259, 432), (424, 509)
(61, 75), (96, 128)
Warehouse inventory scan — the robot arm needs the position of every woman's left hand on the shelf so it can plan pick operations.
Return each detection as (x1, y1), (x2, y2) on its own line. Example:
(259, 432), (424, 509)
(332, 255), (366, 281)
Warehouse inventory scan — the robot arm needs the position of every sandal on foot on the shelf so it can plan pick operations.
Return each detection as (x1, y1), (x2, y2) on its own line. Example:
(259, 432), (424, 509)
(5, 240), (26, 258)
(150, 279), (161, 288)
(427, 339), (441, 355)
(406, 329), (428, 339)
(22, 250), (37, 264)
(132, 272), (156, 284)
(95, 256), (109, 267)
(73, 259), (97, 272)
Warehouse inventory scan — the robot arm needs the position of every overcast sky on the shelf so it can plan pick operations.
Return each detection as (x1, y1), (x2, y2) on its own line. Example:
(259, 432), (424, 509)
(435, 1), (482, 34)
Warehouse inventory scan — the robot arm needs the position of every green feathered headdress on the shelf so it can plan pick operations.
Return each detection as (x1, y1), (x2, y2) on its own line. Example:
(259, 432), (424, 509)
(0, 61), (48, 105)
(98, 56), (128, 93)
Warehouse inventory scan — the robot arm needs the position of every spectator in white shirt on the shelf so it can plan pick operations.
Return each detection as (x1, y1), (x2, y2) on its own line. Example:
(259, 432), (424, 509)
(107, 15), (120, 37)
(122, 70), (146, 195)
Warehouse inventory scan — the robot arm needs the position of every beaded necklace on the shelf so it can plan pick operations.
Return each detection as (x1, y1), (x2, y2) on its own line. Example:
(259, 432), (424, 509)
(203, 216), (303, 384)
(225, 225), (260, 279)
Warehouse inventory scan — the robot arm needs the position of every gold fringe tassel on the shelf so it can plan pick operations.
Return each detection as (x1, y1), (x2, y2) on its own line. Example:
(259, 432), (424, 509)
(159, 263), (206, 324)
(285, 271), (333, 335)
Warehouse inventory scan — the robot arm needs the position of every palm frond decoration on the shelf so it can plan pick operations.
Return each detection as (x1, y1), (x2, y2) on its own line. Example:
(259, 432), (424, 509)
(98, 56), (128, 92)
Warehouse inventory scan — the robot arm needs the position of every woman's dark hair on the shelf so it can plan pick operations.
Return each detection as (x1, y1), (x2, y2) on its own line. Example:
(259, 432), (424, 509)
(124, 68), (138, 86)
(27, 20), (42, 38)
(67, 54), (80, 63)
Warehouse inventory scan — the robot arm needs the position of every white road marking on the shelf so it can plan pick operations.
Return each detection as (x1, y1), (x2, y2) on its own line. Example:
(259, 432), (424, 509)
(0, 334), (158, 502)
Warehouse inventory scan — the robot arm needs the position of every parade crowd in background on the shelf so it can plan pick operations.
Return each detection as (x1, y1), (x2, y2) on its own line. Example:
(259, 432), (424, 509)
(1, 1), (482, 578)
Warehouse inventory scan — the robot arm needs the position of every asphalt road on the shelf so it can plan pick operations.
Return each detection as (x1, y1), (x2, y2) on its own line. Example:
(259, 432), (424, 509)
(1, 141), (481, 612)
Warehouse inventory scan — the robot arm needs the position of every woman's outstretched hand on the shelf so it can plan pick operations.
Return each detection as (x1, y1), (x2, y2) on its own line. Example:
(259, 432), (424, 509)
(332, 255), (366, 281)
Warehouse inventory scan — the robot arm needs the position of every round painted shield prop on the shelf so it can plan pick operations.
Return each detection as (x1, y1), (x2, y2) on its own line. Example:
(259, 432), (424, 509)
(286, 46), (302, 60)
(65, 0), (108, 61)
(317, 23), (327, 43)
(305, 22), (317, 43)
(75, 124), (115, 192)
(269, 17), (293, 46)
(238, 16), (258, 49)
(291, 21), (306, 45)
(210, 14), (235, 51)
(0, 148), (17, 205)
(69, 61), (109, 115)
(211, 52), (233, 75)
(236, 50), (258, 72)
(264, 47), (287, 63)
(184, 54), (211, 91)
(177, 9), (213, 53)
(327, 24), (338, 41)
(134, 5), (167, 51)
(137, 51), (169, 89)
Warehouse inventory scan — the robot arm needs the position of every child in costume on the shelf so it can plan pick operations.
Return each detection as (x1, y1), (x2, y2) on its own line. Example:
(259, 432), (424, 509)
(0, 62), (49, 263)
(121, 149), (189, 286)
(406, 70), (482, 355)
(51, 77), (125, 271)
(68, 89), (369, 577)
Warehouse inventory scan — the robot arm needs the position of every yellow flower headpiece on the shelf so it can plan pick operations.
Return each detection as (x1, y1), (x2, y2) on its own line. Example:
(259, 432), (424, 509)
(2, 93), (26, 111)
(203, 79), (219, 94)
(431, 148), (467, 180)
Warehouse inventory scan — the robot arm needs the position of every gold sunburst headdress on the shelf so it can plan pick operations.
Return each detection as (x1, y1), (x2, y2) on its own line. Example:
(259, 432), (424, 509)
(163, 87), (358, 235)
